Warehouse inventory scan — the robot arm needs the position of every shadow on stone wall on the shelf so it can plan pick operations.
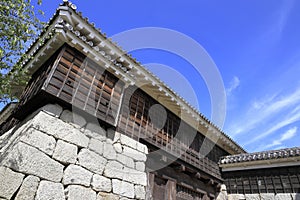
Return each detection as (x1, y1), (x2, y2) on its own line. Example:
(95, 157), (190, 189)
(296, 193), (300, 200)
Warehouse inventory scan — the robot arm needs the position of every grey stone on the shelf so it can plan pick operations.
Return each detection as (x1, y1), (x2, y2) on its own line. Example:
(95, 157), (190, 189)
(136, 142), (148, 154)
(103, 161), (124, 179)
(0, 167), (25, 199)
(60, 109), (86, 127)
(31, 111), (89, 147)
(216, 191), (227, 200)
(20, 128), (56, 156)
(228, 194), (245, 200)
(40, 104), (63, 117)
(63, 164), (93, 186)
(245, 194), (260, 200)
(104, 161), (147, 186)
(120, 134), (137, 149)
(117, 154), (134, 168)
(275, 193), (292, 200)
(89, 138), (104, 155)
(103, 142), (117, 160)
(97, 192), (120, 200)
(77, 148), (107, 174)
(135, 162), (145, 171)
(52, 140), (77, 164)
(0, 118), (33, 156)
(3, 142), (64, 182)
(91, 174), (111, 192)
(122, 167), (147, 186)
(134, 185), (145, 199)
(15, 175), (40, 200)
(113, 143), (123, 153)
(120, 197), (132, 200)
(122, 146), (147, 161)
(112, 179), (134, 198)
(261, 193), (275, 200)
(66, 185), (96, 200)
(85, 122), (107, 136)
(35, 180), (65, 200)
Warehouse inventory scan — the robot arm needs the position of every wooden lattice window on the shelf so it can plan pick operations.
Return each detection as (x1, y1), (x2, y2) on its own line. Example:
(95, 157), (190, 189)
(45, 45), (124, 125)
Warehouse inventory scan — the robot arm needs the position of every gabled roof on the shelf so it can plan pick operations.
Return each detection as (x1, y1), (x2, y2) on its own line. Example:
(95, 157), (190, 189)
(17, 0), (245, 155)
(219, 146), (300, 171)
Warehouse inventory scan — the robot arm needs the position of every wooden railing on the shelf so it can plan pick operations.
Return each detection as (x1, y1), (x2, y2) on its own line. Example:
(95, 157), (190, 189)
(118, 115), (222, 180)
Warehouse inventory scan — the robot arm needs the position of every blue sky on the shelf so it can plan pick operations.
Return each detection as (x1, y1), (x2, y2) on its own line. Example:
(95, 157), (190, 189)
(4, 0), (300, 152)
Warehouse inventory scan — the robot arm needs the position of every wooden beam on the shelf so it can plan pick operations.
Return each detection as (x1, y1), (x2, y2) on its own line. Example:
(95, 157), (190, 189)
(195, 172), (201, 179)
(146, 173), (155, 199)
(174, 164), (186, 172)
(166, 180), (176, 200)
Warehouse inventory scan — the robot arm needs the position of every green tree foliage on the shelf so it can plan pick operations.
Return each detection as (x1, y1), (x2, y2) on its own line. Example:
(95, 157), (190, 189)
(0, 0), (43, 103)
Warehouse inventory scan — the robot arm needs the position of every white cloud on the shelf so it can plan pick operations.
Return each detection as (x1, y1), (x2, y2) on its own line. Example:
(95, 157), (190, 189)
(226, 76), (240, 96)
(244, 106), (300, 146)
(232, 88), (300, 136)
(259, 127), (297, 150)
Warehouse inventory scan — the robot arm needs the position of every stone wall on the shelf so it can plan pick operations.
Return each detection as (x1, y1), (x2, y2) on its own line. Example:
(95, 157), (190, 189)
(216, 185), (300, 200)
(227, 193), (300, 200)
(0, 104), (148, 200)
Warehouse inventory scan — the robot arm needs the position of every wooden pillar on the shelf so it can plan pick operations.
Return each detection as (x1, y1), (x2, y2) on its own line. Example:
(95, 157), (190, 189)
(146, 173), (155, 199)
(165, 179), (176, 200)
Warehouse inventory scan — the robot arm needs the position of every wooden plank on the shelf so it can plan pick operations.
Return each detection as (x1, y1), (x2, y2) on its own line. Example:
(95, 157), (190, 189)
(166, 180), (176, 200)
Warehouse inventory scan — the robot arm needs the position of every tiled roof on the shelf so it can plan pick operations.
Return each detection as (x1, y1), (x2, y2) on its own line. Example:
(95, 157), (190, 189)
(219, 147), (300, 165)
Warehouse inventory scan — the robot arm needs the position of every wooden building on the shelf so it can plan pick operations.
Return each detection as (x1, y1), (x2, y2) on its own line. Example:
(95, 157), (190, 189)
(0, 1), (254, 199)
(220, 147), (300, 194)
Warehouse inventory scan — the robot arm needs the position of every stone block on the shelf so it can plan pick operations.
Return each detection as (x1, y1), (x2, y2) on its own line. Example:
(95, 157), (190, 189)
(134, 185), (146, 199)
(20, 128), (56, 156)
(113, 143), (123, 153)
(91, 174), (112, 192)
(60, 109), (86, 127)
(120, 134), (137, 149)
(3, 142), (64, 182)
(103, 142), (117, 160)
(122, 146), (147, 161)
(52, 140), (77, 164)
(261, 193), (275, 200)
(216, 191), (227, 200)
(275, 193), (292, 200)
(66, 185), (96, 200)
(135, 162), (145, 171)
(245, 194), (260, 200)
(103, 161), (124, 179)
(97, 192), (120, 200)
(104, 161), (146, 186)
(0, 167), (25, 199)
(228, 194), (245, 200)
(63, 164), (93, 186)
(136, 142), (148, 154)
(89, 138), (104, 155)
(117, 154), (134, 168)
(77, 148), (107, 174)
(40, 104), (63, 117)
(85, 122), (107, 137)
(15, 175), (40, 200)
(112, 179), (134, 198)
(31, 111), (89, 147)
(122, 167), (147, 186)
(35, 180), (65, 200)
